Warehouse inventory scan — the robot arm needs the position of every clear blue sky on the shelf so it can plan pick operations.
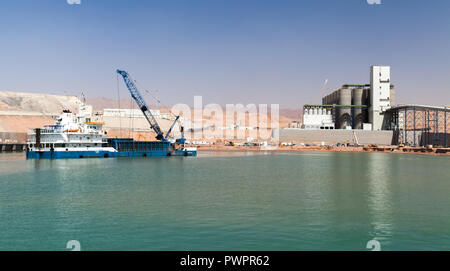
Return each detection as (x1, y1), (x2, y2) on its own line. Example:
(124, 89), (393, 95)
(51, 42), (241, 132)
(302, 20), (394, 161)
(1, 0), (449, 108)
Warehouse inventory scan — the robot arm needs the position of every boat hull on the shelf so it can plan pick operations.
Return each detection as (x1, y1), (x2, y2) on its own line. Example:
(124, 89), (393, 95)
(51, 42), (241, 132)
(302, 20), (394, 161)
(26, 149), (197, 159)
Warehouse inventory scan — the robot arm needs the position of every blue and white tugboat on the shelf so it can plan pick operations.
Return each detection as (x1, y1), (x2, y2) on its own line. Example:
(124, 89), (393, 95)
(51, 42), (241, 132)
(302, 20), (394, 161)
(26, 70), (197, 159)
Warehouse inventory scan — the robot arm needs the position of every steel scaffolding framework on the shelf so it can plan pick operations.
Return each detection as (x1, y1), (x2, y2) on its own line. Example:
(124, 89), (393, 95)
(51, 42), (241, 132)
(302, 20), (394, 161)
(384, 105), (450, 147)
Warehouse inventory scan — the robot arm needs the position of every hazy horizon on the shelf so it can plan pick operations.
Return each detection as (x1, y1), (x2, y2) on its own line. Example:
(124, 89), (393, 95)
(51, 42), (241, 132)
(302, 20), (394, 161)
(1, 0), (449, 108)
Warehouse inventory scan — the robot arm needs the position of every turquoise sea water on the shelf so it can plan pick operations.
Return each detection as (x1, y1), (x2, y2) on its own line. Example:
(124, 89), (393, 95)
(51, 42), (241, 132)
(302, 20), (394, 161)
(0, 151), (449, 251)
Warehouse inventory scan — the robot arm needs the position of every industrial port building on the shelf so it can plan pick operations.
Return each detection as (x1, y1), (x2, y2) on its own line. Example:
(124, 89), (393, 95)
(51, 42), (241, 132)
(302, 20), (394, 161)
(287, 65), (450, 147)
(304, 66), (395, 131)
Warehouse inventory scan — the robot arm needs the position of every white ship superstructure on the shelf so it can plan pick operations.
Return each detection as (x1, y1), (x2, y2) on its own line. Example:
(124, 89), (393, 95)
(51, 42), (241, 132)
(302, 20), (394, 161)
(27, 102), (117, 156)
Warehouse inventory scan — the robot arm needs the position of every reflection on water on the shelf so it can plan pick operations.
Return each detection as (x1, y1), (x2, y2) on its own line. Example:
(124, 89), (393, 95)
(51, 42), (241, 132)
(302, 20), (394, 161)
(0, 153), (28, 176)
(366, 154), (394, 244)
(0, 153), (25, 162)
(198, 151), (275, 158)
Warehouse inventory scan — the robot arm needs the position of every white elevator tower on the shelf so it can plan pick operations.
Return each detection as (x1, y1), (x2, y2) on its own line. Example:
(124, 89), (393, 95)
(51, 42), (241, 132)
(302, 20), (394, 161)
(369, 66), (392, 130)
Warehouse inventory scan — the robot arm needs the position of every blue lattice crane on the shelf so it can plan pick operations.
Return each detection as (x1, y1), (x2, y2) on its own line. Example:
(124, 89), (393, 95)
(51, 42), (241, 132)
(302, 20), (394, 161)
(117, 69), (184, 142)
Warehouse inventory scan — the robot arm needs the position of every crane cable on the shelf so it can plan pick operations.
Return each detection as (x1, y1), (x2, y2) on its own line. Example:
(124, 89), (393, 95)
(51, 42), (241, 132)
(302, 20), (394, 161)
(119, 72), (184, 139)
(129, 95), (134, 139)
(133, 79), (178, 119)
(132, 79), (184, 139)
(116, 73), (122, 138)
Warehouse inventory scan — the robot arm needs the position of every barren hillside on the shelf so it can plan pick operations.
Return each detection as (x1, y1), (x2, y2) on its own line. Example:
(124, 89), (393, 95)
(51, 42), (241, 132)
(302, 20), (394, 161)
(0, 91), (80, 115)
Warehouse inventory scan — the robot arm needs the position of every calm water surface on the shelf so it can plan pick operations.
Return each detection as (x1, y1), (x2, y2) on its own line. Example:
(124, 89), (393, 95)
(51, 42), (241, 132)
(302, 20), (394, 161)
(0, 151), (449, 251)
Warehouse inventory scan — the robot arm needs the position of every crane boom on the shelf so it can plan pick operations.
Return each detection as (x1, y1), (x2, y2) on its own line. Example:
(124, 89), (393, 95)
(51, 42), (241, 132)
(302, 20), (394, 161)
(117, 70), (164, 141)
(165, 115), (180, 140)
